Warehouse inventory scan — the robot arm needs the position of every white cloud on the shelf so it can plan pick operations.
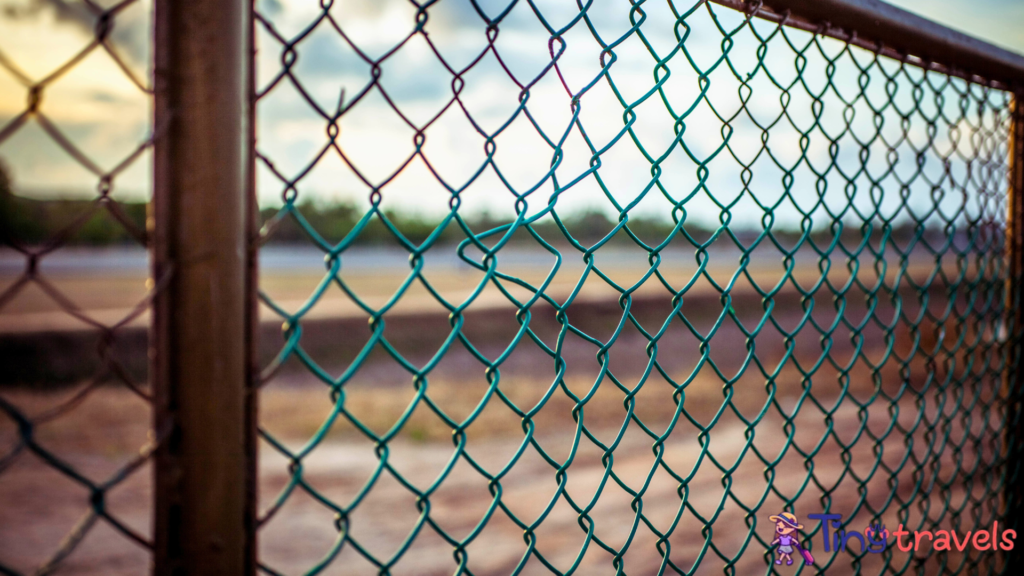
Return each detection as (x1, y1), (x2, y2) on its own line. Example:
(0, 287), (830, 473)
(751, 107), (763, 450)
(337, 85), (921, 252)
(0, 0), (1014, 233)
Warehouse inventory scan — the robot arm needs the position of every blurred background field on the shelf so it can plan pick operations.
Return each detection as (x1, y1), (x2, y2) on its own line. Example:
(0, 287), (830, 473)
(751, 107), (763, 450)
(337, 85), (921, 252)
(0, 0), (1017, 571)
(0, 235), (1003, 575)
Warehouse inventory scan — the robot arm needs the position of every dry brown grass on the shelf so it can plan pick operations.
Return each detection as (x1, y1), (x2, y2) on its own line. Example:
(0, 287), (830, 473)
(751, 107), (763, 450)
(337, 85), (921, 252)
(1, 258), (946, 333)
(0, 346), (1007, 576)
(0, 258), (1009, 575)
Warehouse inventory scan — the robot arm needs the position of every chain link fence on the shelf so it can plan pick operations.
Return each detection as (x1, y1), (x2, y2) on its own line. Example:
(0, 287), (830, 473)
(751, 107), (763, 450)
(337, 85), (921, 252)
(253, 1), (1020, 575)
(0, 0), (1022, 574)
(0, 0), (157, 574)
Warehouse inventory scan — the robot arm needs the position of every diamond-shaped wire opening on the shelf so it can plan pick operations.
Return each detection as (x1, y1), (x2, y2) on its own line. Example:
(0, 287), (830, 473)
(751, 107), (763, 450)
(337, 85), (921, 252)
(0, 1), (158, 573)
(255, 1), (1016, 574)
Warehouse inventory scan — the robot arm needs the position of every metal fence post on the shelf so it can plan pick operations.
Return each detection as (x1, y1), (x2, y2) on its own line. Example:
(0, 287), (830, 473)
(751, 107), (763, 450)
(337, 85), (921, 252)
(151, 0), (256, 574)
(1006, 90), (1024, 574)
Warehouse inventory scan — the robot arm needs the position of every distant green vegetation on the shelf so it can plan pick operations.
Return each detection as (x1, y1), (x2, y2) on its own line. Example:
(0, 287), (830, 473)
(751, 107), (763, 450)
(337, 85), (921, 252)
(0, 195), (147, 247)
(0, 163), (941, 250)
(0, 161), (147, 245)
(257, 201), (715, 248)
(258, 201), (947, 252)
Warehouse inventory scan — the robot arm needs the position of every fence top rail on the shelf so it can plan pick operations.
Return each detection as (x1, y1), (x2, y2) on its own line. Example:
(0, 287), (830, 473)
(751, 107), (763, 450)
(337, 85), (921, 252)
(712, 0), (1024, 89)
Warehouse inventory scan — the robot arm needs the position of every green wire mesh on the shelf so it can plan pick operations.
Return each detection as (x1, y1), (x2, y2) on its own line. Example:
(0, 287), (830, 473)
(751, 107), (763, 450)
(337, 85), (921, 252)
(253, 1), (1017, 575)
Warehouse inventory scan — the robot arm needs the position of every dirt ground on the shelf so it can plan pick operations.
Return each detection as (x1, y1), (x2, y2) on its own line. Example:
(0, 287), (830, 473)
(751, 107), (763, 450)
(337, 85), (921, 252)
(0, 360), (1008, 575)
(0, 255), (1011, 575)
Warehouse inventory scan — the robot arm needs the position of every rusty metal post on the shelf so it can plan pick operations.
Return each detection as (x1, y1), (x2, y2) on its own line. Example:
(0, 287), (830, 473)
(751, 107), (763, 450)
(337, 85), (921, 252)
(1007, 91), (1024, 573)
(151, 0), (255, 573)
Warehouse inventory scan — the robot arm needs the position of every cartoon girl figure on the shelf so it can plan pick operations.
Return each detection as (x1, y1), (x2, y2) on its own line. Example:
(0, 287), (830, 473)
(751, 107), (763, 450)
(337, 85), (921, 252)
(769, 512), (813, 566)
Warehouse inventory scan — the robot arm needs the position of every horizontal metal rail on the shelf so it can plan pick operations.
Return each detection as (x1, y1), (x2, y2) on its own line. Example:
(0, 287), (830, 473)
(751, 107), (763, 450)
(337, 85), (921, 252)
(712, 0), (1024, 88)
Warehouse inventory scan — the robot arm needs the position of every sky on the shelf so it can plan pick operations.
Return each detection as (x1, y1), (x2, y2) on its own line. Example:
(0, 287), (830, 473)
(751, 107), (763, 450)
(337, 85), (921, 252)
(0, 0), (1019, 229)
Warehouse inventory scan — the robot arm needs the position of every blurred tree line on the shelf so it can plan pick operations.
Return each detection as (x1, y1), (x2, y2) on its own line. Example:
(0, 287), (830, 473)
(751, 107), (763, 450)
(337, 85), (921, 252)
(0, 163), (147, 245)
(257, 200), (719, 247)
(0, 162), (946, 250)
(257, 201), (945, 249)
